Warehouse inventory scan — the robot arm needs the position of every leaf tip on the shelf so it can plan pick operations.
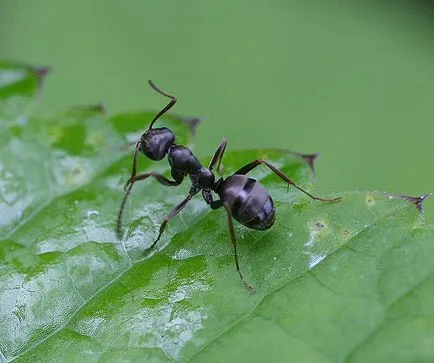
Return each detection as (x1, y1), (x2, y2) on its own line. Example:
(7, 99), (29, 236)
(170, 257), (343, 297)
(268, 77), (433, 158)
(180, 115), (202, 141)
(33, 66), (50, 78)
(91, 103), (106, 114)
(299, 153), (318, 174)
(75, 103), (106, 114)
(388, 192), (431, 213)
(412, 192), (431, 213)
(31, 65), (51, 93)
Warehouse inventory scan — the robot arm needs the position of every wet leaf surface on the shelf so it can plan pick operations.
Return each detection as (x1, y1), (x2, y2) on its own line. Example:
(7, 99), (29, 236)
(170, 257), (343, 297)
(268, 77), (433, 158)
(0, 62), (433, 362)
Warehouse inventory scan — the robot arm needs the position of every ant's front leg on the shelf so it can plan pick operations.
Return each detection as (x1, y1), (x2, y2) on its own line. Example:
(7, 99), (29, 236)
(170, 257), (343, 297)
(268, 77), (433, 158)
(117, 147), (183, 240)
(123, 145), (183, 190)
(117, 172), (182, 240)
(124, 172), (181, 191)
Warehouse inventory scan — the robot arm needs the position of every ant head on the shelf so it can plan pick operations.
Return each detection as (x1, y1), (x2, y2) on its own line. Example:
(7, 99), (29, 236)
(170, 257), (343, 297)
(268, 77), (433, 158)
(138, 80), (178, 160)
(139, 127), (175, 161)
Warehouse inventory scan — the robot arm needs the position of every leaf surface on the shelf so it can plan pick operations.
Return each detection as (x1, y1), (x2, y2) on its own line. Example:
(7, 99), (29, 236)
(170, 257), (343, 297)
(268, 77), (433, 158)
(0, 62), (433, 363)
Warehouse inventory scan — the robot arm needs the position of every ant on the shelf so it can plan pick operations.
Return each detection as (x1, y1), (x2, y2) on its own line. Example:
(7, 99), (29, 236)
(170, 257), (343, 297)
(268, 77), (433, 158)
(117, 81), (341, 291)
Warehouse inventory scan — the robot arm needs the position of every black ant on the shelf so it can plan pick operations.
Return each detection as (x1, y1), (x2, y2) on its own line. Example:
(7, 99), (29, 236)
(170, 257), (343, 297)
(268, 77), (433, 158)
(117, 81), (341, 291)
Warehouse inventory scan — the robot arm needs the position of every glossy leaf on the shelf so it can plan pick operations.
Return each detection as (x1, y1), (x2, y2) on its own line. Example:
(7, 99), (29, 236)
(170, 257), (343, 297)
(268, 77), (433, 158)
(0, 62), (433, 363)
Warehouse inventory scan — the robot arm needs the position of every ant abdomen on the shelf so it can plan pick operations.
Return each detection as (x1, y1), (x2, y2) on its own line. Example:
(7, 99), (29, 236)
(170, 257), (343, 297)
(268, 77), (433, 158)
(217, 174), (276, 231)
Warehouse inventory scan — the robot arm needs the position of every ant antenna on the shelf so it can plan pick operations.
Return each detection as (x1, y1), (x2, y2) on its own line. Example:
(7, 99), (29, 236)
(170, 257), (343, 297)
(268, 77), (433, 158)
(148, 80), (177, 130)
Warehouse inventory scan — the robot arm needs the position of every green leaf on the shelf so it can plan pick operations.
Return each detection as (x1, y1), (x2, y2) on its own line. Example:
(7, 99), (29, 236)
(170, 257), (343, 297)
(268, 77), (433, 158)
(1, 62), (433, 363)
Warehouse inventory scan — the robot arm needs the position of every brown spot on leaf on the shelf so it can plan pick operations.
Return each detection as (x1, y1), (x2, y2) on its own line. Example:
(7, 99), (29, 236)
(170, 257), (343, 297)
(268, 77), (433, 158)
(71, 166), (82, 176)
(366, 194), (375, 207)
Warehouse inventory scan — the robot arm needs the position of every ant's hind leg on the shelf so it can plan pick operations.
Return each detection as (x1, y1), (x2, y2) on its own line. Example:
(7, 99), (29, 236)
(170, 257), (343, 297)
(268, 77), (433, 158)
(222, 202), (255, 292)
(235, 159), (341, 202)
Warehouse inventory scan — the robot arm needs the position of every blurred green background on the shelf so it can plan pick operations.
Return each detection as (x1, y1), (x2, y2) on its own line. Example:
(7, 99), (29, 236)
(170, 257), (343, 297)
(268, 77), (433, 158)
(1, 0), (433, 218)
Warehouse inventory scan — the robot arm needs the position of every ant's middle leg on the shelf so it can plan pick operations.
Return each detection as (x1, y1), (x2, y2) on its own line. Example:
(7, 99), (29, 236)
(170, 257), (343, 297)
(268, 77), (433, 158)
(235, 159), (341, 202)
(208, 137), (228, 177)
(150, 191), (198, 251)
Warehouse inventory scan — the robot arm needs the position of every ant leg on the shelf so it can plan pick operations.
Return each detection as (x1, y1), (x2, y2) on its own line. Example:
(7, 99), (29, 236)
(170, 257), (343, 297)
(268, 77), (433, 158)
(235, 159), (341, 202)
(210, 200), (223, 210)
(116, 173), (181, 240)
(117, 145), (182, 239)
(222, 201), (255, 292)
(117, 146), (140, 239)
(150, 192), (197, 250)
(124, 172), (181, 191)
(209, 137), (228, 177)
(117, 182), (136, 240)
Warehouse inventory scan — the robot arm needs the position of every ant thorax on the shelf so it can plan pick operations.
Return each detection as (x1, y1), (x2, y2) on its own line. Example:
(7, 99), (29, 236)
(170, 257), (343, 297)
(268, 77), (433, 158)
(167, 145), (201, 174)
(167, 145), (215, 190)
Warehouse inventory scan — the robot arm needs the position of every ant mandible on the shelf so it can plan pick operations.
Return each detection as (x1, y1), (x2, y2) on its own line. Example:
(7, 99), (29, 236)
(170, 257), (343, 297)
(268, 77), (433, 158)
(117, 81), (341, 291)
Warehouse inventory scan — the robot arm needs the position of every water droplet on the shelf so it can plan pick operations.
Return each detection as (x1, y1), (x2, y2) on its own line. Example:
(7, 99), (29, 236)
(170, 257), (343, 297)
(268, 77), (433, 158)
(86, 210), (99, 218)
